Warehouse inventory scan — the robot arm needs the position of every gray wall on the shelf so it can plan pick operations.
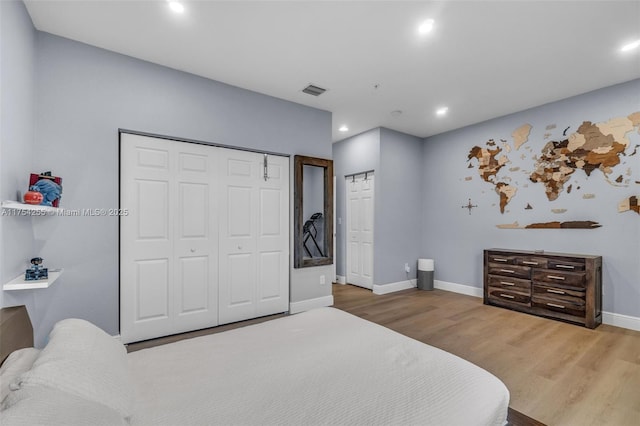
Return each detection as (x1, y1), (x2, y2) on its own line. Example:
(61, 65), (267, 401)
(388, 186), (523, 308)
(376, 128), (423, 284)
(2, 24), (332, 346)
(333, 128), (380, 279)
(0, 0), (36, 306)
(333, 127), (423, 286)
(421, 79), (640, 318)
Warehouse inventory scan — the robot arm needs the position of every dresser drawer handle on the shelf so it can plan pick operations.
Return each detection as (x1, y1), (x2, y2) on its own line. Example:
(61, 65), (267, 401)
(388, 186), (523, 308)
(500, 281), (515, 286)
(548, 275), (566, 281)
(500, 294), (515, 299)
(500, 269), (515, 273)
(493, 258), (508, 262)
(522, 261), (538, 265)
(546, 302), (565, 309)
(547, 289), (565, 295)
(556, 264), (575, 270)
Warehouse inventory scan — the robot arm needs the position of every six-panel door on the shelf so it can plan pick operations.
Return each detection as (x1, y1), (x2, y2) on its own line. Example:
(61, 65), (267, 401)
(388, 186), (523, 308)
(217, 149), (289, 325)
(120, 133), (289, 343)
(346, 173), (374, 289)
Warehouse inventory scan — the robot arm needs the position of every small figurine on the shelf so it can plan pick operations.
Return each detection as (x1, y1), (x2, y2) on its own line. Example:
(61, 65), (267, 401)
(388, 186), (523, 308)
(29, 175), (62, 207)
(25, 257), (48, 281)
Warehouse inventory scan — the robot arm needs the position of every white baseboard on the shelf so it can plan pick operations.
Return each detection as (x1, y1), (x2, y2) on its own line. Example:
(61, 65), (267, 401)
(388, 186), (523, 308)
(336, 275), (346, 285)
(434, 280), (483, 298)
(373, 279), (417, 295)
(433, 280), (640, 332)
(602, 311), (640, 331)
(289, 295), (334, 314)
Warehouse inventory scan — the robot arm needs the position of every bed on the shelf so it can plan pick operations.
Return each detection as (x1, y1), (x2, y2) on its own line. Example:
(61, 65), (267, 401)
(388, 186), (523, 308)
(0, 305), (509, 425)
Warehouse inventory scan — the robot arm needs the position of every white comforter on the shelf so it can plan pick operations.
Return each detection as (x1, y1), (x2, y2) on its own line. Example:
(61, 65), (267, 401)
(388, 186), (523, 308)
(128, 307), (509, 425)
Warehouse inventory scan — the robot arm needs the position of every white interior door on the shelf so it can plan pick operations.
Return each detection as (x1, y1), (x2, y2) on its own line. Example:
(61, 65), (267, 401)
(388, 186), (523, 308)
(218, 149), (289, 324)
(255, 154), (289, 317)
(120, 134), (218, 344)
(173, 142), (219, 334)
(346, 173), (374, 289)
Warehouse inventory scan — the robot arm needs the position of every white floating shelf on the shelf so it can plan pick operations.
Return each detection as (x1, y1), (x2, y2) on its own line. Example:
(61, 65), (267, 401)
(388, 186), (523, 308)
(2, 200), (61, 213)
(3, 269), (63, 291)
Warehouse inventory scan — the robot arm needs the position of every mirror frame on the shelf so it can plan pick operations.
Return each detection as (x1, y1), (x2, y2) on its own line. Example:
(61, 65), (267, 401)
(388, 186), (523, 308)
(294, 155), (334, 268)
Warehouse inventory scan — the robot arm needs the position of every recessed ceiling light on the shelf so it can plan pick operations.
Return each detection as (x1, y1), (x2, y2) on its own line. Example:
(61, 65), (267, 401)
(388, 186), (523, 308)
(168, 1), (185, 14)
(418, 19), (435, 34)
(339, 125), (349, 132)
(436, 107), (448, 116)
(620, 39), (640, 52)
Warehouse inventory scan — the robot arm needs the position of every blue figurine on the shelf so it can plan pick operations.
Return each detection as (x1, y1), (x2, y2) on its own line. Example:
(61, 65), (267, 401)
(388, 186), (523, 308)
(30, 178), (62, 206)
(25, 257), (48, 281)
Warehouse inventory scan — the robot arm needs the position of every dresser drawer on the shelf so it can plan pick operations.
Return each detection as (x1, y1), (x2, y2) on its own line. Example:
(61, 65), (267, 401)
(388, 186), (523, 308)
(487, 275), (530, 292)
(532, 269), (585, 288)
(532, 295), (585, 318)
(487, 253), (516, 264)
(488, 287), (530, 306)
(514, 256), (548, 269)
(488, 264), (531, 279)
(547, 258), (585, 272)
(533, 283), (585, 305)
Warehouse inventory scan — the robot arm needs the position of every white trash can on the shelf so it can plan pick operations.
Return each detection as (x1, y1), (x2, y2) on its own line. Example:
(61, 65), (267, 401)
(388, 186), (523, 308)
(417, 259), (434, 291)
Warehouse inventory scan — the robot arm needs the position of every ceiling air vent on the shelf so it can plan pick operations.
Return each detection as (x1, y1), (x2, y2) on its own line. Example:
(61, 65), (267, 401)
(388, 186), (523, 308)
(302, 84), (327, 96)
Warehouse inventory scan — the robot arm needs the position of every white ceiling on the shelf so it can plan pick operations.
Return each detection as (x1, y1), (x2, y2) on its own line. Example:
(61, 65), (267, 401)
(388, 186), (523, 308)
(24, 1), (640, 142)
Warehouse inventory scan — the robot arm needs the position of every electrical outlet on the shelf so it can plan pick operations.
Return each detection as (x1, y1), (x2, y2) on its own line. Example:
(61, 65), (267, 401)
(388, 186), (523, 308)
(320, 275), (326, 285)
(404, 263), (410, 273)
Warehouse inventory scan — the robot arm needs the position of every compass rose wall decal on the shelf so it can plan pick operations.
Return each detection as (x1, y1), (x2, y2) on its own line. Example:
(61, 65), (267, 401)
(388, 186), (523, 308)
(462, 198), (478, 215)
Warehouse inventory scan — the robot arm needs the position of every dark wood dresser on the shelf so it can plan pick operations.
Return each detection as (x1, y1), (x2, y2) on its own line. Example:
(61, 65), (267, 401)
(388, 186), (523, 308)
(483, 249), (602, 328)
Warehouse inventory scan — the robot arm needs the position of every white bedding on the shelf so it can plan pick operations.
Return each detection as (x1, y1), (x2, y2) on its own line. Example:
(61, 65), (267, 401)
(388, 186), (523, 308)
(128, 307), (509, 425)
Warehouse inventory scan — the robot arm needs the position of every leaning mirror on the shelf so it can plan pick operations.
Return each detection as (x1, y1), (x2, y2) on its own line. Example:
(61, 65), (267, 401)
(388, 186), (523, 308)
(294, 155), (334, 268)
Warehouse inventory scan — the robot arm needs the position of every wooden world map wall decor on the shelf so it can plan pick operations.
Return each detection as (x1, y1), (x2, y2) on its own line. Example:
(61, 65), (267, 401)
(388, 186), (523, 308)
(465, 111), (640, 229)
(619, 196), (640, 215)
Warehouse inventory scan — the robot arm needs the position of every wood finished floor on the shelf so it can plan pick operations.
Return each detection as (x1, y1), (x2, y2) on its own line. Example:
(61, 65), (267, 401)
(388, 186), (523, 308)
(332, 284), (640, 426)
(126, 313), (286, 353)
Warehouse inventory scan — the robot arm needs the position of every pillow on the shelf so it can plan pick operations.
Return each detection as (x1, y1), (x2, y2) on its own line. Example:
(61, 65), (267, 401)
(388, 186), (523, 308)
(0, 348), (41, 402)
(1, 385), (127, 426)
(11, 319), (134, 418)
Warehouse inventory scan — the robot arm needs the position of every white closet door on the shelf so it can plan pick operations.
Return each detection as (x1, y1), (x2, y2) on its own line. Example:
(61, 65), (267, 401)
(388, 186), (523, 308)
(346, 174), (374, 289)
(120, 134), (218, 344)
(218, 149), (289, 324)
(255, 154), (289, 317)
(172, 142), (219, 334)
